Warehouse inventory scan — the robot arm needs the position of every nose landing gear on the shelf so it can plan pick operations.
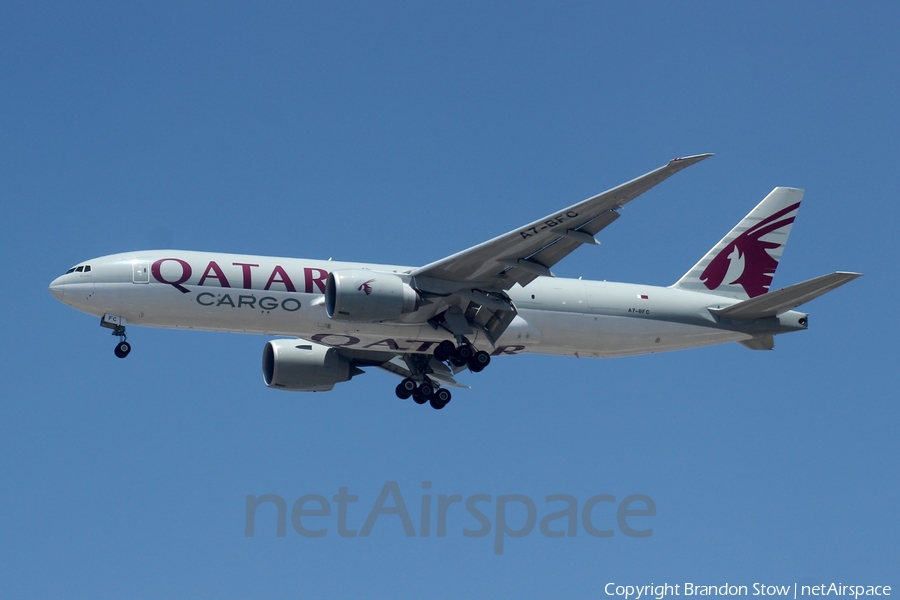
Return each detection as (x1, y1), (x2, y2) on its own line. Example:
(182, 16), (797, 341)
(101, 314), (131, 358)
(114, 339), (131, 359)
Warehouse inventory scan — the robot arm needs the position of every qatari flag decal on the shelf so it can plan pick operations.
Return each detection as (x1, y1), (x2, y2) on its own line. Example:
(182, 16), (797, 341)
(639, 294), (649, 300)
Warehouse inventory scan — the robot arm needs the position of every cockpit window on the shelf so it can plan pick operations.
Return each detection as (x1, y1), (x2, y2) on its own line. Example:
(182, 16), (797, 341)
(64, 264), (92, 274)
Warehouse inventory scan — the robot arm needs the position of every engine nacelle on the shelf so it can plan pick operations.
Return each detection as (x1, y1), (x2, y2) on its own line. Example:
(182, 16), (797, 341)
(325, 269), (419, 322)
(262, 339), (356, 392)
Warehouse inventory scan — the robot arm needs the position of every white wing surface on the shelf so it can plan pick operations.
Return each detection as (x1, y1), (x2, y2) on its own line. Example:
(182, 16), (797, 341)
(411, 154), (713, 292)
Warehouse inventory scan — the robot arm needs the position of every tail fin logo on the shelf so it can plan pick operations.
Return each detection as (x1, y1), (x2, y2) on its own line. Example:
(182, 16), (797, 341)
(358, 278), (376, 295)
(700, 203), (799, 298)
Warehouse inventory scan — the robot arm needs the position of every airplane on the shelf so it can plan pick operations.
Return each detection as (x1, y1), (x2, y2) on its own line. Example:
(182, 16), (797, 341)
(49, 154), (860, 410)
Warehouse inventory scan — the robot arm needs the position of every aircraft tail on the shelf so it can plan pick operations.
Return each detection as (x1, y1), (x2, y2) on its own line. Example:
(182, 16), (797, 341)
(671, 187), (804, 299)
(719, 271), (861, 351)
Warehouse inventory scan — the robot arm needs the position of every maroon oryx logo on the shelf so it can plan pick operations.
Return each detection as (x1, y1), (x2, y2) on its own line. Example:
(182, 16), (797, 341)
(358, 278), (376, 295)
(700, 202), (799, 298)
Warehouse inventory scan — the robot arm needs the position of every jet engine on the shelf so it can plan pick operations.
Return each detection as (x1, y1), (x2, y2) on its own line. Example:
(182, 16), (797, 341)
(262, 339), (359, 392)
(325, 269), (420, 322)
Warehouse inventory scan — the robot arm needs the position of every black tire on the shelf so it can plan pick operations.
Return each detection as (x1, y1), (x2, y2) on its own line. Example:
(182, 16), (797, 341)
(450, 357), (467, 368)
(434, 340), (455, 362)
(395, 383), (412, 400)
(399, 378), (417, 394)
(412, 395), (428, 405)
(469, 350), (490, 372)
(418, 382), (434, 398)
(454, 344), (474, 362)
(114, 341), (131, 358)
(429, 397), (447, 410)
(435, 388), (451, 403)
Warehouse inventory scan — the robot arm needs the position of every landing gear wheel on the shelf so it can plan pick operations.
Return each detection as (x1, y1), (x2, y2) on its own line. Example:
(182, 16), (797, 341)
(114, 341), (131, 359)
(104, 318), (131, 359)
(396, 378), (417, 399)
(468, 350), (491, 373)
(412, 395), (428, 405)
(454, 344), (474, 362)
(434, 340), (455, 362)
(449, 357), (467, 368)
(418, 382), (434, 398)
(429, 388), (451, 410)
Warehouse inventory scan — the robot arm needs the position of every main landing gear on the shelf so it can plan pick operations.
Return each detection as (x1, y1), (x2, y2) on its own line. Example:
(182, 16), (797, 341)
(395, 377), (452, 410)
(392, 339), (490, 410)
(432, 340), (491, 373)
(101, 314), (131, 358)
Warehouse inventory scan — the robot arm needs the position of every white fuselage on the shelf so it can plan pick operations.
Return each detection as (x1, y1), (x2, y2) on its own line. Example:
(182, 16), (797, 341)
(49, 250), (807, 358)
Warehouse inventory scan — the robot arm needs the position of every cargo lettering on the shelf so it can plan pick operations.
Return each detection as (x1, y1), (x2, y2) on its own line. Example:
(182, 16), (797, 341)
(195, 292), (301, 312)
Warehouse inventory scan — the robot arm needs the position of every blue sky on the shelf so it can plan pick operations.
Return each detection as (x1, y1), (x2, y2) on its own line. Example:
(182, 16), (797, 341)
(2, 2), (897, 597)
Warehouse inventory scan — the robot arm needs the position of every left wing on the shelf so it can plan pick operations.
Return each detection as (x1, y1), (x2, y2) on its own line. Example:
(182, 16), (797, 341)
(411, 154), (712, 292)
(337, 347), (468, 388)
(403, 154), (712, 345)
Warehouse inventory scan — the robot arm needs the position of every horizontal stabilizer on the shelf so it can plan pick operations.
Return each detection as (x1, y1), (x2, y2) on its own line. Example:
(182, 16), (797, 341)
(711, 271), (861, 320)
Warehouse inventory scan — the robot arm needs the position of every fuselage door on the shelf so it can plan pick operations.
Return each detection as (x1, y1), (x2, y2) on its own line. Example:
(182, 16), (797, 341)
(133, 261), (150, 284)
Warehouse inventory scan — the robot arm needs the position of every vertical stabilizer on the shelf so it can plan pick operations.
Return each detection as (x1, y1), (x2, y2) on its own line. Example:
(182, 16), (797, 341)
(671, 187), (803, 299)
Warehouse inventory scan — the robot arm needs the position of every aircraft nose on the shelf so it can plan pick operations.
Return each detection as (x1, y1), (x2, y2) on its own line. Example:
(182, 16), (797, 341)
(49, 276), (66, 301)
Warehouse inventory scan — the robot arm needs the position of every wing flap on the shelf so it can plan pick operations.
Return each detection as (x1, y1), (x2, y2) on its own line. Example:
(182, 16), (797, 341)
(519, 210), (621, 285)
(738, 335), (775, 350)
